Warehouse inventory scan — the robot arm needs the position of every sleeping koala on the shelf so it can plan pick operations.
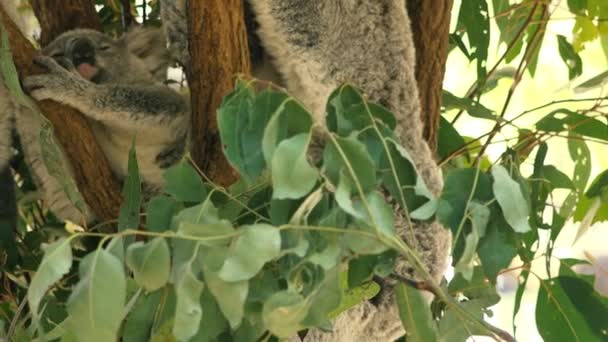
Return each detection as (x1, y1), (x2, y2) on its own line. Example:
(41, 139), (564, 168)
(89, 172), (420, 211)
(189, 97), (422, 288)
(0, 27), (188, 223)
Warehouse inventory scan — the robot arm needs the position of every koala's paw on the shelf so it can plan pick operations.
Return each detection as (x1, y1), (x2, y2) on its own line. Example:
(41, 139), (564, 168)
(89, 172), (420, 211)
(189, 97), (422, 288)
(23, 56), (88, 102)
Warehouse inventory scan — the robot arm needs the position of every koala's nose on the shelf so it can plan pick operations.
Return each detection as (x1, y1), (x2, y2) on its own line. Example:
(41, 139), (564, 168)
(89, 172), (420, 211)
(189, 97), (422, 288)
(70, 38), (95, 66)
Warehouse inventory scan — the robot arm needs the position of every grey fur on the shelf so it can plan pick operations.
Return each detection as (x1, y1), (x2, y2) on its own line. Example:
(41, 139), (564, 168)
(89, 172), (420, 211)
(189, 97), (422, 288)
(162, 1), (450, 340)
(0, 27), (188, 223)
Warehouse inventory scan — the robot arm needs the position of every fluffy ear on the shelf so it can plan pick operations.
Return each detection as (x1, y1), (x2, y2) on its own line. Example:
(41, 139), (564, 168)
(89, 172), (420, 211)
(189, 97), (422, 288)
(121, 26), (171, 82)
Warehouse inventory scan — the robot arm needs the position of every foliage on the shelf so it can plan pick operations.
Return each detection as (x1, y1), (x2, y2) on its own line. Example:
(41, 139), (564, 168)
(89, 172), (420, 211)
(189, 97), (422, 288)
(0, 0), (607, 341)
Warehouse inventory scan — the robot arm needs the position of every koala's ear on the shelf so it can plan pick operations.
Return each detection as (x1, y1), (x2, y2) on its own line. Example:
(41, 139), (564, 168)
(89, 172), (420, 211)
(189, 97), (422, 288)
(120, 26), (171, 82)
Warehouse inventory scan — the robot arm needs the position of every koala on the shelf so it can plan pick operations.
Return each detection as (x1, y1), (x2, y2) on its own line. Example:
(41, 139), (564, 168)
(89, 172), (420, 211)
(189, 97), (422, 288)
(0, 27), (188, 223)
(161, 1), (451, 341)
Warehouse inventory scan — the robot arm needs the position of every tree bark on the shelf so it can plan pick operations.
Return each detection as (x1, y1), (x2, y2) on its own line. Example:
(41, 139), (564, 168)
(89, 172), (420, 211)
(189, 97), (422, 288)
(30, 0), (101, 46)
(187, 0), (251, 186)
(407, 0), (454, 152)
(0, 5), (122, 223)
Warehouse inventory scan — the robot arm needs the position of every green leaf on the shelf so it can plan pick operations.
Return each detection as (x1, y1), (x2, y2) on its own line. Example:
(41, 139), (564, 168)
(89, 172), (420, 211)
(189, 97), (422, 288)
(573, 17), (598, 51)
(122, 290), (162, 342)
(379, 138), (432, 212)
(28, 238), (73, 320)
(557, 35), (583, 80)
(325, 84), (396, 136)
(560, 135), (591, 218)
(442, 91), (495, 119)
(262, 291), (308, 338)
(456, 0), (490, 79)
(567, 0), (587, 14)
(438, 299), (490, 341)
(395, 283), (439, 342)
(448, 267), (500, 307)
(271, 133), (318, 199)
(146, 195), (177, 233)
(454, 202), (490, 279)
(163, 161), (208, 202)
(536, 277), (608, 342)
(348, 255), (377, 287)
(262, 99), (313, 165)
(191, 288), (229, 341)
(66, 250), (126, 342)
(492, 165), (532, 233)
(437, 169), (492, 229)
(218, 224), (281, 282)
(477, 219), (518, 281)
(340, 191), (395, 255)
(173, 265), (204, 342)
(437, 117), (467, 160)
(302, 268), (342, 327)
(118, 144), (141, 231)
(172, 198), (235, 248)
(200, 248), (248, 329)
(126, 238), (171, 291)
(535, 109), (608, 141)
(324, 135), (377, 193)
(217, 83), (280, 182)
(541, 165), (576, 190)
(585, 169), (608, 198)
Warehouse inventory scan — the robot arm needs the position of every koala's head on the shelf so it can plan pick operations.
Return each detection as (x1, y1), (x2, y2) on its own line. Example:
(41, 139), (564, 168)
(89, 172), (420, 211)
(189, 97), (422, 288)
(42, 27), (170, 85)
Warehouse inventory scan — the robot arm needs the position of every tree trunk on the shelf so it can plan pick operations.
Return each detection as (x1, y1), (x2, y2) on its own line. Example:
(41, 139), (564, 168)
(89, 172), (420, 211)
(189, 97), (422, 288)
(30, 0), (101, 46)
(407, 0), (454, 152)
(0, 4), (122, 224)
(187, 0), (251, 186)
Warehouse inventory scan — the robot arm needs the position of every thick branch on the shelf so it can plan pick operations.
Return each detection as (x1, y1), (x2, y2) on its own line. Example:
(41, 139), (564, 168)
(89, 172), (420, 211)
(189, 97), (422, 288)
(0, 5), (122, 223)
(187, 0), (251, 187)
(30, 0), (101, 46)
(407, 0), (454, 152)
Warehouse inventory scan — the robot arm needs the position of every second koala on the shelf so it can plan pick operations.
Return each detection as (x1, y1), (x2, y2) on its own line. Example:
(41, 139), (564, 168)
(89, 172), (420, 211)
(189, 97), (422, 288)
(0, 27), (189, 223)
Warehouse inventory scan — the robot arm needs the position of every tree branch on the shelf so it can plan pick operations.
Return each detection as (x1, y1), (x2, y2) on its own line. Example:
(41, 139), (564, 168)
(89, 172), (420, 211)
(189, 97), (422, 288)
(0, 4), (122, 224)
(187, 0), (251, 187)
(30, 0), (102, 46)
(407, 0), (454, 152)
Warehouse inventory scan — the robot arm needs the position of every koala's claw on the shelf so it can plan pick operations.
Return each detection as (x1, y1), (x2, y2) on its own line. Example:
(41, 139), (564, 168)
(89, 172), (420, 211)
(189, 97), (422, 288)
(33, 55), (66, 73)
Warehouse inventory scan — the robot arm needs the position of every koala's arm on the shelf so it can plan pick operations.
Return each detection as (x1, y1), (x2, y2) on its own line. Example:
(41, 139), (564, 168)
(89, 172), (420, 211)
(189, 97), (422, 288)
(23, 56), (188, 129)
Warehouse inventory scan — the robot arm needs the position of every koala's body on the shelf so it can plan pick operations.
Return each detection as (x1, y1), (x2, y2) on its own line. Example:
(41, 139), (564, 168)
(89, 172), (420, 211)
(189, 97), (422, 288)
(0, 27), (189, 222)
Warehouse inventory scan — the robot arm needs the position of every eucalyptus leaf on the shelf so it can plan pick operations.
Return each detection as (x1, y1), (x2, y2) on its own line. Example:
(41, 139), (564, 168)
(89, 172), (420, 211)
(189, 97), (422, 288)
(118, 143), (141, 231)
(218, 224), (281, 282)
(395, 283), (439, 342)
(126, 238), (171, 291)
(66, 250), (126, 342)
(491, 165), (532, 233)
(271, 133), (318, 199)
(173, 265), (204, 342)
(200, 248), (248, 329)
(28, 238), (73, 320)
(262, 291), (308, 338)
(163, 161), (208, 202)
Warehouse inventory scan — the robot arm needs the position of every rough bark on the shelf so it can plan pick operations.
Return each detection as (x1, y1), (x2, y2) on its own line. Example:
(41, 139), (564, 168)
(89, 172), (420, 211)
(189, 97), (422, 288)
(407, 0), (454, 152)
(187, 0), (251, 186)
(30, 0), (101, 46)
(0, 5), (122, 223)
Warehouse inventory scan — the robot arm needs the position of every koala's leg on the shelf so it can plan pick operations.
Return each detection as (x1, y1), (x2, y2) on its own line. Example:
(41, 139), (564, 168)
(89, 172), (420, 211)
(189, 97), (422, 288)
(23, 56), (189, 133)
(0, 77), (94, 224)
(15, 105), (95, 224)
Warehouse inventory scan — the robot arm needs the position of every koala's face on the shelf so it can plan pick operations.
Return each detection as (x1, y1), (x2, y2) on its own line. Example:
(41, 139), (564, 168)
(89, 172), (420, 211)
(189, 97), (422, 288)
(42, 29), (164, 84)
